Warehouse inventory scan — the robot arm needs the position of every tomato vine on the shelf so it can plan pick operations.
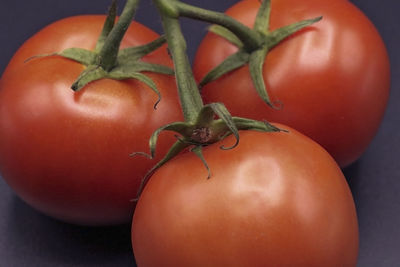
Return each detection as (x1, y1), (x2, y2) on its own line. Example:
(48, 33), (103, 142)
(133, 0), (298, 197)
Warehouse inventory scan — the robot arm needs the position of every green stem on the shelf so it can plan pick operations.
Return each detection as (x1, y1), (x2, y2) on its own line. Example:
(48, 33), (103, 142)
(175, 1), (262, 52)
(133, 0), (286, 188)
(155, 0), (204, 123)
(99, 0), (141, 71)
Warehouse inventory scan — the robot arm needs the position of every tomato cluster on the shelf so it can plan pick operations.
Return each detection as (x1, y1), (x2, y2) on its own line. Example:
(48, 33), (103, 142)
(0, 0), (389, 266)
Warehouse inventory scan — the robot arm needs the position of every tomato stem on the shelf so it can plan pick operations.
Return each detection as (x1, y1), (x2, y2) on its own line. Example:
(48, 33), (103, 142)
(154, 0), (204, 123)
(172, 1), (263, 52)
(99, 0), (141, 71)
(150, 0), (284, 139)
(133, 0), (284, 193)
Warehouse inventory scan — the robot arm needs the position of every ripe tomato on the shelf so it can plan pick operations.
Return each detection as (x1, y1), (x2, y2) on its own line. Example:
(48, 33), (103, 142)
(193, 0), (390, 167)
(0, 15), (182, 225)
(132, 125), (359, 266)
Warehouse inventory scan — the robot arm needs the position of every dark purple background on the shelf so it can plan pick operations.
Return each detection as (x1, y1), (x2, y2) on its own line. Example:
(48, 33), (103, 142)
(0, 1), (398, 266)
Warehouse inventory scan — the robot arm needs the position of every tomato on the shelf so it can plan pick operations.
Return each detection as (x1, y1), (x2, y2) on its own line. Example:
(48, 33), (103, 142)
(132, 125), (359, 266)
(0, 15), (182, 225)
(193, 0), (390, 167)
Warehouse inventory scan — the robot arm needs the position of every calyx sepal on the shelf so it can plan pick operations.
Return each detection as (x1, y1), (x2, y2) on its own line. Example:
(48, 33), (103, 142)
(200, 0), (322, 108)
(132, 101), (284, 198)
(26, 0), (174, 106)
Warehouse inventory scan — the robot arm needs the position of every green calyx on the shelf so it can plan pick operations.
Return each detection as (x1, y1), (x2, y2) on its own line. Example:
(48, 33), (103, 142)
(199, 0), (322, 108)
(69, 35), (172, 108)
(133, 101), (283, 197)
(28, 0), (173, 105)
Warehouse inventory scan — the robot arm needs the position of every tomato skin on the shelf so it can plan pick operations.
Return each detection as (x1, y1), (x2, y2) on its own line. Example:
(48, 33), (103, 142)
(0, 16), (182, 225)
(193, 0), (390, 167)
(132, 125), (359, 267)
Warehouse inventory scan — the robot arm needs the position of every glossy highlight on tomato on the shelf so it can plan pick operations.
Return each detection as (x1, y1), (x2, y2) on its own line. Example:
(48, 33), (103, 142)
(0, 15), (182, 225)
(193, 0), (390, 167)
(132, 125), (359, 267)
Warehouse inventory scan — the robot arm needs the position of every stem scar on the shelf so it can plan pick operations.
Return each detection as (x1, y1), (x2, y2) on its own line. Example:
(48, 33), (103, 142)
(191, 127), (212, 143)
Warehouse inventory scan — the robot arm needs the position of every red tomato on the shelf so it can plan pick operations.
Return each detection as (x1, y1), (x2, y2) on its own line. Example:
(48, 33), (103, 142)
(193, 0), (390, 167)
(132, 125), (359, 266)
(0, 16), (182, 225)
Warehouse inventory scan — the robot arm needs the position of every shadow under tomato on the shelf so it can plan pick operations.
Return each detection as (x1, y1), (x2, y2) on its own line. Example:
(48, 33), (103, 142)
(343, 160), (361, 200)
(6, 196), (136, 267)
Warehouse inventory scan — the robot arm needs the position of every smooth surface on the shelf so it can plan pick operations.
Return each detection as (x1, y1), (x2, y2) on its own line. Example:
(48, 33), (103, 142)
(0, 0), (398, 266)
(132, 128), (359, 266)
